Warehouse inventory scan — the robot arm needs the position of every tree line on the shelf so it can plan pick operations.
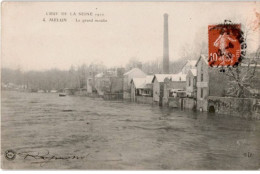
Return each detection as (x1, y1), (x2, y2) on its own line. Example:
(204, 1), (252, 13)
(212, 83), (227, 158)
(1, 63), (106, 91)
(2, 58), (188, 92)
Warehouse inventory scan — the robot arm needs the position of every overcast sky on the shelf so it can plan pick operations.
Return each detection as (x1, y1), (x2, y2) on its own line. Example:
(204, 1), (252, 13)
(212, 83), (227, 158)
(2, 2), (259, 71)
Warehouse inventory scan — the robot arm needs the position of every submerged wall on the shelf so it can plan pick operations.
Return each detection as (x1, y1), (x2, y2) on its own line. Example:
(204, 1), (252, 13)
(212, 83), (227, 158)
(103, 93), (123, 100)
(136, 96), (153, 104)
(208, 96), (260, 119)
(183, 98), (196, 110)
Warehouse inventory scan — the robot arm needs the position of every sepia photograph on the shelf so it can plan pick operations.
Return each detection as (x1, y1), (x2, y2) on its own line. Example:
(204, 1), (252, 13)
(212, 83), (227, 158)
(1, 1), (260, 170)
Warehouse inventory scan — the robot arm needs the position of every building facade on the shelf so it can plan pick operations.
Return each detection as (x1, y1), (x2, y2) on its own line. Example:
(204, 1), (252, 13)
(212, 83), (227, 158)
(181, 60), (197, 74)
(196, 54), (230, 111)
(130, 76), (153, 102)
(123, 68), (146, 100)
(152, 74), (170, 104)
(196, 55), (209, 111)
(186, 69), (197, 98)
(152, 73), (186, 106)
(163, 77), (186, 106)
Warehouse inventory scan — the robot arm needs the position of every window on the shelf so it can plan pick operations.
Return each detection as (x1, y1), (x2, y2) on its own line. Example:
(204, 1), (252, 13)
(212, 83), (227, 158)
(201, 88), (203, 99)
(201, 73), (203, 82)
(189, 77), (191, 86)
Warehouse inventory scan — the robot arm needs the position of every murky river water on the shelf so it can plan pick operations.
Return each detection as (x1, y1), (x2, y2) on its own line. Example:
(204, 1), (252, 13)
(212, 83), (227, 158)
(1, 91), (260, 169)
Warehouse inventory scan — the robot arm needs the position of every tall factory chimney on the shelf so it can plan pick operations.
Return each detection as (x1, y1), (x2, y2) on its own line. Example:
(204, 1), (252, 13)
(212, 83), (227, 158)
(163, 13), (169, 74)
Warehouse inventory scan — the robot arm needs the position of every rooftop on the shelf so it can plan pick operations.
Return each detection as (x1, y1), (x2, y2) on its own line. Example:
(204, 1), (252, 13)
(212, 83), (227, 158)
(189, 69), (197, 76)
(124, 68), (146, 76)
(195, 54), (208, 67)
(131, 75), (154, 89)
(152, 72), (186, 83)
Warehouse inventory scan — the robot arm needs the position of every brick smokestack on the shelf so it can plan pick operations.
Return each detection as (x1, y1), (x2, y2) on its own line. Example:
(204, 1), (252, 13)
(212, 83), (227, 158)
(163, 13), (169, 74)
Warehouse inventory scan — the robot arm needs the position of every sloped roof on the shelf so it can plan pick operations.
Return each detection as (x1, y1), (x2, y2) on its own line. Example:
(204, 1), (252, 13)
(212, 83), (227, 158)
(180, 60), (197, 72)
(131, 78), (146, 88)
(168, 72), (187, 81)
(145, 75), (154, 84)
(188, 69), (197, 76)
(152, 74), (172, 83)
(195, 54), (208, 67)
(183, 60), (197, 68)
(123, 68), (146, 76)
(152, 73), (186, 83)
(131, 75), (154, 89)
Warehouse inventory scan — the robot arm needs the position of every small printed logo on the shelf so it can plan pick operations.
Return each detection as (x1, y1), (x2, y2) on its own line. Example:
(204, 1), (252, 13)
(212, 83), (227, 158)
(5, 149), (16, 161)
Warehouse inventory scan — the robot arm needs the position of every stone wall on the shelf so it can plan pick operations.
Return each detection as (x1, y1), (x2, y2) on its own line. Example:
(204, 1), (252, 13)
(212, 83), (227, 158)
(208, 68), (230, 97)
(153, 79), (160, 102)
(74, 90), (88, 96)
(183, 98), (196, 110)
(103, 93), (123, 100)
(168, 97), (180, 108)
(167, 97), (196, 109)
(123, 91), (131, 100)
(136, 96), (153, 104)
(110, 77), (123, 93)
(208, 96), (260, 119)
(197, 95), (208, 111)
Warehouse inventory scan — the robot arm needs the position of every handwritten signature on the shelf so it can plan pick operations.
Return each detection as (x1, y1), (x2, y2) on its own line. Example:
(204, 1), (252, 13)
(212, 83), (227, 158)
(17, 150), (89, 166)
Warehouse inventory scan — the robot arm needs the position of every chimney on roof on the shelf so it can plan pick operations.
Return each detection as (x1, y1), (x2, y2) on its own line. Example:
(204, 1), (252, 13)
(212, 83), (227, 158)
(163, 13), (170, 74)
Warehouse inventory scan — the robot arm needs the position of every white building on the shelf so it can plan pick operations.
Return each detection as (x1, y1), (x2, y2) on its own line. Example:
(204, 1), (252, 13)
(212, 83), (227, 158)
(186, 69), (197, 98)
(123, 68), (146, 100)
(181, 60), (197, 74)
(152, 73), (186, 105)
(130, 75), (153, 102)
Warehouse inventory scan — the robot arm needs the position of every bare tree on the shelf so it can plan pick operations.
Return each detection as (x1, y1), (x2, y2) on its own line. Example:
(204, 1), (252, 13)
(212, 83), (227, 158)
(223, 18), (260, 98)
(225, 49), (259, 97)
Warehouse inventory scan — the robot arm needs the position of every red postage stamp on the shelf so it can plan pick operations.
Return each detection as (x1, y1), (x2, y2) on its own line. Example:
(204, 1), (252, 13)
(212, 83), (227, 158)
(208, 24), (243, 67)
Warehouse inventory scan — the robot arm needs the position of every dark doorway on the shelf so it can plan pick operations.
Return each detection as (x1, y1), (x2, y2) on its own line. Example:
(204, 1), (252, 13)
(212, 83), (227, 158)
(209, 105), (215, 113)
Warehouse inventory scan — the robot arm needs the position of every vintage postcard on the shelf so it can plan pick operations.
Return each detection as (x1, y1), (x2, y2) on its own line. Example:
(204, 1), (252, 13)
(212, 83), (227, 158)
(1, 1), (260, 170)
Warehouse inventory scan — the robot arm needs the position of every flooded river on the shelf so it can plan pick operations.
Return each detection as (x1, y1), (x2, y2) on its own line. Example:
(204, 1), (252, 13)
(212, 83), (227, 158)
(1, 91), (260, 169)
